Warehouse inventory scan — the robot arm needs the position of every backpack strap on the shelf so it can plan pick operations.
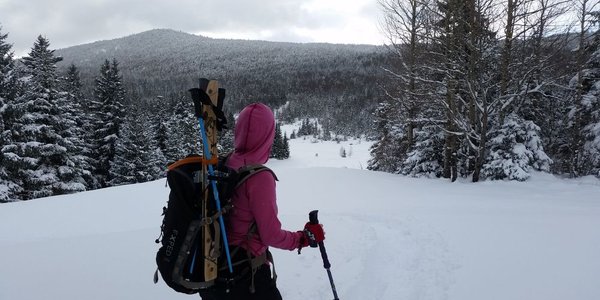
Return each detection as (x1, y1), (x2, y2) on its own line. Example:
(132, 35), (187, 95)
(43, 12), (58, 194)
(244, 223), (276, 294)
(235, 164), (278, 189)
(200, 165), (276, 227)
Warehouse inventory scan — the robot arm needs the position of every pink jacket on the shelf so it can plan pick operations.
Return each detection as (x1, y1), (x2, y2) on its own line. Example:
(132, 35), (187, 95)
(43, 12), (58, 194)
(226, 103), (303, 256)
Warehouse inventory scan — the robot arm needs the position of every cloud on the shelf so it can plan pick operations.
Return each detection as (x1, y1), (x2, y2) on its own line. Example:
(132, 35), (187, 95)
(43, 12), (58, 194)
(0, 0), (381, 56)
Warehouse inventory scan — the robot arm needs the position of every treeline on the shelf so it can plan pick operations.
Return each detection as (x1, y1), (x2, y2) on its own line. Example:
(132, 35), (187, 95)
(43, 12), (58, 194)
(369, 0), (600, 181)
(0, 32), (243, 202)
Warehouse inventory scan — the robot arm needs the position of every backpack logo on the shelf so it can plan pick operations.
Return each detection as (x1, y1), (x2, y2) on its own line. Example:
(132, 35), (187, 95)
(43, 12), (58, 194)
(165, 230), (178, 257)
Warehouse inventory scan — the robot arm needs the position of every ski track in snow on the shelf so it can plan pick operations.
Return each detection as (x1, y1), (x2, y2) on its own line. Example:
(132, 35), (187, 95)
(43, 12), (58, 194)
(340, 214), (456, 300)
(277, 213), (457, 300)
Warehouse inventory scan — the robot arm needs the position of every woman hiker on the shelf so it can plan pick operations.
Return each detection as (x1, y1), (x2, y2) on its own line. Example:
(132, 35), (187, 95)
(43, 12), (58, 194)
(199, 103), (325, 300)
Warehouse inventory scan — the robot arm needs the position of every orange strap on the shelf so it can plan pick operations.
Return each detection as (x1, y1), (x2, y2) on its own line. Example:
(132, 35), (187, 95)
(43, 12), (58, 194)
(167, 156), (218, 171)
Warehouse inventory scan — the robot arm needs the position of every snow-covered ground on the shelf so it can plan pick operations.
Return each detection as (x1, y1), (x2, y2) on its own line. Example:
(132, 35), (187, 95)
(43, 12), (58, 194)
(1, 137), (600, 300)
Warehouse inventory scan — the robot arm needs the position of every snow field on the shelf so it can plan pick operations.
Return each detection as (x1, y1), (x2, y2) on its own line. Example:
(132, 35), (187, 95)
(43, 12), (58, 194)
(0, 137), (599, 300)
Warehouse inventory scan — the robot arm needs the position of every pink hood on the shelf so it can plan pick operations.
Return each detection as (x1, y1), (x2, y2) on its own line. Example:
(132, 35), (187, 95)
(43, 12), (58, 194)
(227, 103), (275, 170)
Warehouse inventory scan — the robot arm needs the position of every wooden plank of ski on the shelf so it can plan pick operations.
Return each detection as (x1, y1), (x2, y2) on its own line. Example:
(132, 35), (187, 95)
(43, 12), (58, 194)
(202, 79), (220, 281)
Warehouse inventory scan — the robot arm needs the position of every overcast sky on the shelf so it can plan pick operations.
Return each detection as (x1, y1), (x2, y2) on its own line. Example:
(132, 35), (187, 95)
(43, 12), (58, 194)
(0, 0), (386, 57)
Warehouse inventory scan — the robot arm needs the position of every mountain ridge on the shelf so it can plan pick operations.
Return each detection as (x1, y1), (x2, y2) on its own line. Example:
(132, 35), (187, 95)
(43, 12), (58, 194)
(54, 28), (390, 136)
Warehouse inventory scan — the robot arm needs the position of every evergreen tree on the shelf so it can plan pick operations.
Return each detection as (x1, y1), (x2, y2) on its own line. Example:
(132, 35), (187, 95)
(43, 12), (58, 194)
(368, 101), (405, 173)
(91, 59), (126, 187)
(164, 98), (200, 163)
(152, 98), (170, 159)
(218, 111), (235, 154)
(322, 118), (332, 141)
(570, 34), (600, 177)
(156, 120), (169, 155)
(140, 112), (167, 180)
(57, 64), (94, 190)
(0, 28), (20, 201)
(282, 134), (290, 159)
(3, 36), (84, 199)
(401, 124), (445, 177)
(483, 113), (552, 181)
(109, 116), (139, 185)
(298, 118), (316, 137)
(111, 107), (167, 186)
(0, 28), (17, 105)
(271, 123), (285, 159)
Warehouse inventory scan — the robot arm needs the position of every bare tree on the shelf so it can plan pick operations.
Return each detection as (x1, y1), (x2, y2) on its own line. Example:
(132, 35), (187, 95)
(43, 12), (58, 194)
(379, 0), (431, 146)
(421, 0), (499, 181)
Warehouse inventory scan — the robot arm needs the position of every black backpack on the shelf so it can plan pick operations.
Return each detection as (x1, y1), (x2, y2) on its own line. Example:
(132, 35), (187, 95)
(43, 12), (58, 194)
(153, 154), (275, 294)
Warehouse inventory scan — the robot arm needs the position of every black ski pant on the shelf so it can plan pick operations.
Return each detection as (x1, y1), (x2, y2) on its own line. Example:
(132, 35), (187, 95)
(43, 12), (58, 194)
(198, 256), (282, 300)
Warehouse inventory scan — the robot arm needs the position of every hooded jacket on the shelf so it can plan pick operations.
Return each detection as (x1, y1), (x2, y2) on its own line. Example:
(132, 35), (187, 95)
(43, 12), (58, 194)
(226, 103), (302, 256)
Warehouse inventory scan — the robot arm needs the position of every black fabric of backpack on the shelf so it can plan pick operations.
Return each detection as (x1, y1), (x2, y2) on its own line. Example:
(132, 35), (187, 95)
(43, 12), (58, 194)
(154, 154), (275, 294)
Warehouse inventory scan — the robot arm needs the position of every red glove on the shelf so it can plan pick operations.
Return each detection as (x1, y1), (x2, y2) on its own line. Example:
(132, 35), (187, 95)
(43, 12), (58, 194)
(299, 222), (325, 248)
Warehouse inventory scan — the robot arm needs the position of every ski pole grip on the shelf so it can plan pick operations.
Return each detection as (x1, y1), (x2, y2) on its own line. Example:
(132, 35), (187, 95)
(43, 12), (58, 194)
(308, 210), (332, 269)
(189, 88), (204, 118)
(309, 210), (319, 224)
(189, 78), (215, 118)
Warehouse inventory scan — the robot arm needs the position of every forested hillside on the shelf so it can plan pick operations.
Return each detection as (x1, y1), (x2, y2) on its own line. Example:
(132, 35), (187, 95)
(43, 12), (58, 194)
(56, 29), (390, 136)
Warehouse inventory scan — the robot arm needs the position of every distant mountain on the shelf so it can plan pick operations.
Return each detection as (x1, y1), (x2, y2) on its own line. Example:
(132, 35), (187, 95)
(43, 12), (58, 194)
(55, 29), (391, 136)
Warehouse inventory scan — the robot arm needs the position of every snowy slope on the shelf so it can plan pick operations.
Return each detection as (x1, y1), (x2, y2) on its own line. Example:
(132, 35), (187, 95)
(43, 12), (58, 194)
(1, 138), (600, 300)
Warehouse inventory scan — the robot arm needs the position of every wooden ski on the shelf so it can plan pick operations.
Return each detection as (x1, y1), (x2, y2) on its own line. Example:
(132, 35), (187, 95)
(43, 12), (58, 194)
(199, 79), (220, 282)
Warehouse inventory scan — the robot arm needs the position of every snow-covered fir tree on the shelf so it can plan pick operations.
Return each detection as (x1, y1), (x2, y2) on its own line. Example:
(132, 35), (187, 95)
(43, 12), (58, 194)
(401, 124), (445, 178)
(0, 28), (20, 201)
(282, 134), (290, 158)
(483, 114), (552, 181)
(91, 59), (126, 187)
(164, 98), (200, 163)
(150, 99), (170, 161)
(218, 111), (235, 154)
(297, 118), (318, 137)
(321, 118), (332, 141)
(3, 36), (84, 199)
(61, 64), (98, 189)
(570, 36), (600, 178)
(368, 101), (405, 173)
(109, 111), (165, 185)
(271, 123), (284, 159)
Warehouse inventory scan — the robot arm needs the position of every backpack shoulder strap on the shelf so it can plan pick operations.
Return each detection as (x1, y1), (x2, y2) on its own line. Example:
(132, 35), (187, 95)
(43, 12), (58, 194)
(235, 165), (278, 188)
